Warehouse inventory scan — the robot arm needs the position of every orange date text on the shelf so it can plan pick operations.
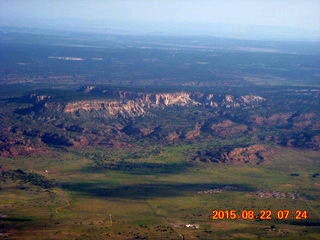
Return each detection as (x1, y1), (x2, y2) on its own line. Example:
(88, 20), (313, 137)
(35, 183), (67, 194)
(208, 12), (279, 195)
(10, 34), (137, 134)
(212, 210), (308, 220)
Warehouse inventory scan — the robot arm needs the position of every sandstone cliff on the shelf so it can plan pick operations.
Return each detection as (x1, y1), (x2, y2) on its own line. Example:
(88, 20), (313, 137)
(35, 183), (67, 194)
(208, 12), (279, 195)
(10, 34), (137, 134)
(64, 100), (145, 118)
(116, 91), (265, 109)
(26, 90), (266, 119)
(119, 92), (201, 108)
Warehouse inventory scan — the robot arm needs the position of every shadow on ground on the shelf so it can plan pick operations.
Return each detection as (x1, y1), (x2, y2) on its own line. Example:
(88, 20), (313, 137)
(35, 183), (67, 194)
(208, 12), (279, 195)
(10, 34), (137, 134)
(62, 182), (254, 199)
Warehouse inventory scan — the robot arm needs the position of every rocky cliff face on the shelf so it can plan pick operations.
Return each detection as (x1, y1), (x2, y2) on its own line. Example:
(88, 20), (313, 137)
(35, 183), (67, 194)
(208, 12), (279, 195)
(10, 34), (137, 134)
(64, 100), (145, 118)
(116, 91), (265, 109)
(35, 90), (265, 118)
(57, 88), (266, 117)
(119, 91), (200, 108)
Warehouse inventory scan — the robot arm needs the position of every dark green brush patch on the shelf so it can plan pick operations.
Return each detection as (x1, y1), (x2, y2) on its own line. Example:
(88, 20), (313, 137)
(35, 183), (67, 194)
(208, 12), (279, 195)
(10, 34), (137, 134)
(83, 162), (193, 175)
(0, 217), (33, 222)
(0, 169), (56, 188)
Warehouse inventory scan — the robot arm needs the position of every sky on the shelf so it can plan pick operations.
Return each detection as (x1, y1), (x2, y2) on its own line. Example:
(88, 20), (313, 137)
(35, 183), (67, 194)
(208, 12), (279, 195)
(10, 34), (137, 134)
(0, 0), (319, 40)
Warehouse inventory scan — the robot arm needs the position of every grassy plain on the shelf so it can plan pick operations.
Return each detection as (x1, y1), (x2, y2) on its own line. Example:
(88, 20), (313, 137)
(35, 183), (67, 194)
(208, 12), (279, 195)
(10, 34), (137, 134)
(0, 144), (319, 239)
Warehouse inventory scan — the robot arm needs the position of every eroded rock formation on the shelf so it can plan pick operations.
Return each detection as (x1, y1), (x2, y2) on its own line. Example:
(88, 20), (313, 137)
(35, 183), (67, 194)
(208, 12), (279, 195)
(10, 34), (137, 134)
(64, 100), (145, 118)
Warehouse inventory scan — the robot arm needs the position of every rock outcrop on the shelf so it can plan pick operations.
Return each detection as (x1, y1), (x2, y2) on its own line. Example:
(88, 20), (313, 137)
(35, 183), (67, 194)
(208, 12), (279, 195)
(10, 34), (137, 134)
(192, 144), (272, 165)
(0, 144), (49, 158)
(27, 93), (52, 103)
(185, 123), (202, 140)
(250, 112), (320, 130)
(220, 144), (271, 165)
(211, 120), (248, 137)
(64, 100), (145, 118)
(119, 92), (201, 108)
(166, 132), (181, 142)
(24, 90), (266, 119)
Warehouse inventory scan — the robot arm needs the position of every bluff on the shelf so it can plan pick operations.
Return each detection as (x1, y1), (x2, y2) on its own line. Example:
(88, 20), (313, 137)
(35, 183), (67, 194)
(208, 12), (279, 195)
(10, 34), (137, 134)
(49, 89), (266, 118)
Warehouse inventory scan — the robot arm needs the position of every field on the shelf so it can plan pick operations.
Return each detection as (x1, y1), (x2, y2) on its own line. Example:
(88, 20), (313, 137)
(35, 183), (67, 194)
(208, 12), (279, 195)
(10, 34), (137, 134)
(1, 144), (319, 240)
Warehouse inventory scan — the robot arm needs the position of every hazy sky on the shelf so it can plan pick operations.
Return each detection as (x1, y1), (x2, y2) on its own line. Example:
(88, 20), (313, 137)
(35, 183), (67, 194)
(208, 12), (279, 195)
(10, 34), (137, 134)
(1, 0), (319, 29)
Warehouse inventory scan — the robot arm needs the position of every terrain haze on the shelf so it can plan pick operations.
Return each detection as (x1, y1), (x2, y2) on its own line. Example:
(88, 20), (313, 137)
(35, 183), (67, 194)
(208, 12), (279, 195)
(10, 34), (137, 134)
(1, 0), (320, 41)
